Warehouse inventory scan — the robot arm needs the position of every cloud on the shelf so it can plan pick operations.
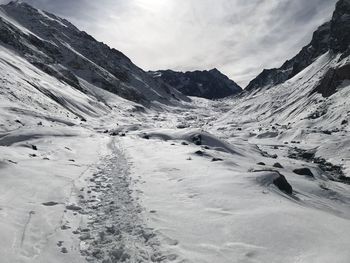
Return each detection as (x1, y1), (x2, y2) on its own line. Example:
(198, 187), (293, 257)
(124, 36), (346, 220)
(2, 0), (338, 86)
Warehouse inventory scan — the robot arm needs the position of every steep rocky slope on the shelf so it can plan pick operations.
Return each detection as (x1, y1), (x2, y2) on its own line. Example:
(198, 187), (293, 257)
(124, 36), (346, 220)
(0, 1), (350, 263)
(0, 1), (187, 107)
(215, 0), (350, 180)
(149, 68), (242, 99)
(246, 0), (349, 91)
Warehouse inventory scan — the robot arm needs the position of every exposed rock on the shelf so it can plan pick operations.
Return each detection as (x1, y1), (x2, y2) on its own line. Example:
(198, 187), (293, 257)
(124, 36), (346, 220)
(177, 124), (188, 129)
(65, 204), (82, 211)
(273, 163), (284, 168)
(192, 134), (202, 145)
(273, 174), (293, 195)
(149, 68), (242, 99)
(195, 150), (204, 156)
(300, 151), (315, 160)
(329, 0), (350, 53)
(246, 22), (330, 91)
(311, 64), (350, 97)
(246, 0), (350, 92)
(0, 1), (188, 105)
(42, 201), (59, 206)
(293, 168), (315, 178)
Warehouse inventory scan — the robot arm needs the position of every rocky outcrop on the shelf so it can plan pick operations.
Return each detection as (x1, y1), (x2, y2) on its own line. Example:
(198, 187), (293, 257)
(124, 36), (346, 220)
(273, 173), (293, 195)
(149, 68), (242, 99)
(0, 1), (187, 105)
(246, 0), (350, 92)
(312, 63), (350, 97)
(293, 168), (315, 178)
(330, 0), (350, 53)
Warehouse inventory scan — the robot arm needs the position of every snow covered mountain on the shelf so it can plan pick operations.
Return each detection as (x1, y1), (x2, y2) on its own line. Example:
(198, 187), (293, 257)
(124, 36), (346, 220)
(149, 68), (242, 99)
(0, 1), (188, 109)
(0, 1), (350, 263)
(216, 0), (350, 181)
(246, 0), (350, 92)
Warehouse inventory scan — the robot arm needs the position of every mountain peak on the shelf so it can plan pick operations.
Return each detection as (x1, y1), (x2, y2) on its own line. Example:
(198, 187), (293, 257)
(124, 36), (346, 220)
(6, 1), (31, 8)
(330, 0), (350, 52)
(246, 0), (349, 91)
(209, 68), (220, 73)
(149, 69), (242, 99)
(0, 0), (188, 105)
(6, 0), (22, 4)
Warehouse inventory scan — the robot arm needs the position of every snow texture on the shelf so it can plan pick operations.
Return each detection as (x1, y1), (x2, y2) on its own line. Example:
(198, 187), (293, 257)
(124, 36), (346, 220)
(0, 1), (350, 263)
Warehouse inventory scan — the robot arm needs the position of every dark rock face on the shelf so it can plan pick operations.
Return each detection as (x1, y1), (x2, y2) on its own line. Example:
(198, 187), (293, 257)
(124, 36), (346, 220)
(273, 174), (293, 195)
(293, 168), (315, 178)
(0, 2), (187, 105)
(191, 134), (202, 145)
(245, 22), (331, 91)
(149, 68), (242, 99)
(246, 0), (350, 92)
(211, 158), (223, 162)
(273, 163), (284, 168)
(330, 0), (350, 53)
(312, 63), (350, 97)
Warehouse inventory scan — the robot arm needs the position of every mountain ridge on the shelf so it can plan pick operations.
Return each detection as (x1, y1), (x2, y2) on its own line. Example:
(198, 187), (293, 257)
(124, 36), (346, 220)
(245, 0), (349, 92)
(0, 1), (350, 263)
(0, 1), (188, 107)
(149, 68), (242, 99)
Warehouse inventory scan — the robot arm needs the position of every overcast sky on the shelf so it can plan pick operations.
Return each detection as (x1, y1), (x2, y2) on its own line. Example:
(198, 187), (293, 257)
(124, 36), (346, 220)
(2, 0), (338, 86)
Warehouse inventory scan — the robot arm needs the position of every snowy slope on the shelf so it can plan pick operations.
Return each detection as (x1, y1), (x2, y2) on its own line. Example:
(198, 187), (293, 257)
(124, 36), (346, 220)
(215, 0), (350, 178)
(0, 1), (188, 106)
(0, 0), (350, 263)
(245, 0), (349, 92)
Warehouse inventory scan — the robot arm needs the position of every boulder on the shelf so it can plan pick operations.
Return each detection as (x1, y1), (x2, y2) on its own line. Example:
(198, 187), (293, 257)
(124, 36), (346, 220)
(273, 174), (293, 195)
(293, 168), (314, 178)
(273, 163), (284, 168)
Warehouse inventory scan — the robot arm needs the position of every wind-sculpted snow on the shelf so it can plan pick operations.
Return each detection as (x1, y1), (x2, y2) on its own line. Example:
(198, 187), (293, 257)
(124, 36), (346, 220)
(122, 122), (350, 263)
(136, 128), (259, 156)
(215, 52), (350, 171)
(0, 1), (350, 263)
(0, 127), (77, 146)
(1, 63), (350, 262)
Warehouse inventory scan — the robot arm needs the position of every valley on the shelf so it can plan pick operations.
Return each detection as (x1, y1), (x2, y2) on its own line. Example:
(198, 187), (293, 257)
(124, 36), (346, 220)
(0, 1), (349, 262)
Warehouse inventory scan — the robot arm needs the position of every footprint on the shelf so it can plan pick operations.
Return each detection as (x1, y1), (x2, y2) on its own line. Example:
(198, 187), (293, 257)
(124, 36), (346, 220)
(163, 237), (179, 246)
(167, 254), (178, 261)
(57, 241), (63, 247)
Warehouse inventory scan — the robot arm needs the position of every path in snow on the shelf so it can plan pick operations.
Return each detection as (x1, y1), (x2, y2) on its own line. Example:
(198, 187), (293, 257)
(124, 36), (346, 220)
(109, 100), (350, 263)
(1, 95), (349, 263)
(74, 137), (167, 263)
